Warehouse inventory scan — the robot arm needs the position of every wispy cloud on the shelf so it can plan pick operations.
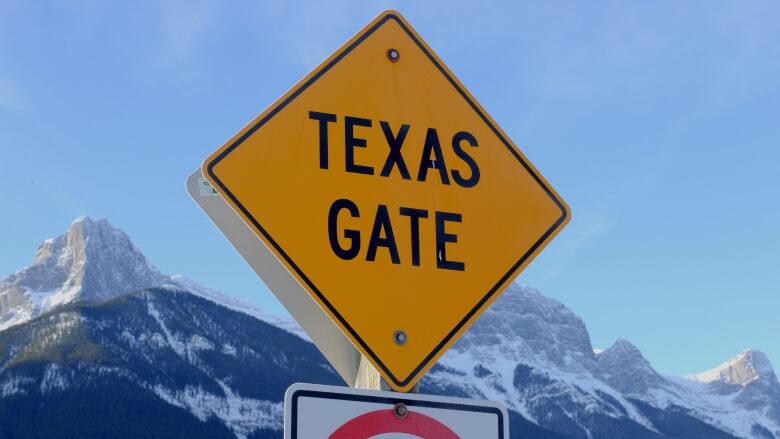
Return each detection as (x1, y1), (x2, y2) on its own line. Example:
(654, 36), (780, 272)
(136, 0), (220, 86)
(531, 217), (615, 282)
(289, 0), (354, 69)
(159, 0), (218, 63)
(0, 76), (28, 113)
(253, 0), (373, 69)
(496, 1), (779, 110)
(703, 1), (780, 104)
(568, 218), (614, 252)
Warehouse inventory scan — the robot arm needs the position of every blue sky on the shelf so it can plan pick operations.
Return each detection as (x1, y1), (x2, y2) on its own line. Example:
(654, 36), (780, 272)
(1, 1), (778, 375)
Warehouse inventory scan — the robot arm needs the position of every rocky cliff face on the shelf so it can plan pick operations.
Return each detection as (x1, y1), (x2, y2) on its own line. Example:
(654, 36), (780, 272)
(0, 217), (167, 330)
(595, 339), (667, 394)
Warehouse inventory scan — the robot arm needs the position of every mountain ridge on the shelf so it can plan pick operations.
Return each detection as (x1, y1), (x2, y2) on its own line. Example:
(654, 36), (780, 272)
(428, 284), (779, 438)
(1, 216), (778, 438)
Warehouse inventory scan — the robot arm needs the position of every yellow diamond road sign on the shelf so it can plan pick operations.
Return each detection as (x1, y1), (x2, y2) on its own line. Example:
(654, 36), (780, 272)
(201, 10), (570, 392)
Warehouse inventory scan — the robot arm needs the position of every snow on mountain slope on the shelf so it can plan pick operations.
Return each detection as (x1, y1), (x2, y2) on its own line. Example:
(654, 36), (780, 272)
(164, 275), (306, 340)
(0, 287), (341, 438)
(598, 343), (780, 438)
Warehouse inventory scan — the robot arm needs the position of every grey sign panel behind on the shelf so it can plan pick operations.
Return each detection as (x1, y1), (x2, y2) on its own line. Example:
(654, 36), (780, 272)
(186, 169), (360, 386)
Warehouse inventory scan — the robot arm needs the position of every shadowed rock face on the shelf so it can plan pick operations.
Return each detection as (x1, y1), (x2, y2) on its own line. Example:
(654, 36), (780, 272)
(595, 339), (666, 395)
(452, 285), (597, 373)
(0, 216), (167, 330)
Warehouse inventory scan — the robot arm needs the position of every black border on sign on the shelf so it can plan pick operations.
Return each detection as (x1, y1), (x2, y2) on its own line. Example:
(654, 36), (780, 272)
(206, 13), (568, 388)
(289, 388), (505, 438)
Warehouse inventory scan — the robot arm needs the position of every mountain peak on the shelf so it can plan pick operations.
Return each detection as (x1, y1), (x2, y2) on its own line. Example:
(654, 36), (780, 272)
(449, 283), (597, 373)
(602, 338), (644, 360)
(36, 216), (165, 300)
(70, 214), (92, 225)
(1, 216), (167, 330)
(2, 217), (307, 341)
(691, 349), (776, 386)
(595, 338), (665, 395)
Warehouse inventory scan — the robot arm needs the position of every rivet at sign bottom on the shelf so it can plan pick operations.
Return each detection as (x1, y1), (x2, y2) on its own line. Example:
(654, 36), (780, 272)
(393, 403), (408, 420)
(393, 330), (407, 346)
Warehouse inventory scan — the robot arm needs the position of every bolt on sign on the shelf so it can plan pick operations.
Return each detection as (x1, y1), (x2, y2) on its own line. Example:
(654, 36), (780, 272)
(284, 383), (508, 439)
(201, 10), (570, 392)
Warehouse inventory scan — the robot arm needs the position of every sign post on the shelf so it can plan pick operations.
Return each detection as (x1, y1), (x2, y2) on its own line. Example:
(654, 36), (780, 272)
(197, 10), (570, 393)
(193, 9), (573, 436)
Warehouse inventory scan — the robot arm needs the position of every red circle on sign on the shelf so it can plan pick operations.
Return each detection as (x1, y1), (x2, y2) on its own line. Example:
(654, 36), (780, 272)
(328, 408), (460, 438)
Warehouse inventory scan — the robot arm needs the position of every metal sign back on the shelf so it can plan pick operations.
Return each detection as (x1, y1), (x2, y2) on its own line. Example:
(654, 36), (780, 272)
(186, 170), (361, 385)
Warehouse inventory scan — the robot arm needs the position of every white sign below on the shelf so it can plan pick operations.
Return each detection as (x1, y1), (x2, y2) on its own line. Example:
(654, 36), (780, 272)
(284, 383), (509, 439)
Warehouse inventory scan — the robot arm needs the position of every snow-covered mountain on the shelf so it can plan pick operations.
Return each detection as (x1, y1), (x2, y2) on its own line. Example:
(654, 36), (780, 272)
(1, 217), (778, 438)
(665, 349), (780, 438)
(424, 285), (780, 439)
(0, 218), (335, 438)
(0, 216), (167, 330)
(0, 287), (340, 438)
(0, 216), (298, 336)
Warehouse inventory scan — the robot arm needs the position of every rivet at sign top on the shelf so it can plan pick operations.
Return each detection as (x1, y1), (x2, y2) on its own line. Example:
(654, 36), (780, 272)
(387, 48), (400, 62)
(393, 403), (409, 420)
(393, 330), (407, 345)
